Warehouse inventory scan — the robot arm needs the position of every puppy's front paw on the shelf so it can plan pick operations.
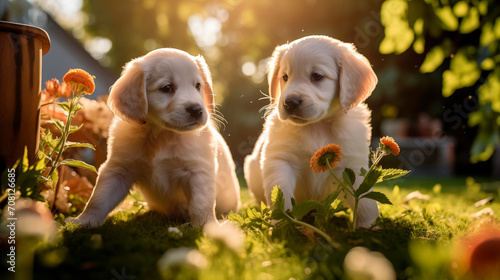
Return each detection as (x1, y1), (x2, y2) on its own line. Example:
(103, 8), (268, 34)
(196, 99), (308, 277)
(66, 213), (104, 228)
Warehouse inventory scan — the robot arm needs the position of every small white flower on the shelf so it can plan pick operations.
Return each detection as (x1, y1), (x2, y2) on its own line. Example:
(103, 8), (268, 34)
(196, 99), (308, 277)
(157, 247), (207, 273)
(344, 247), (396, 280)
(167, 227), (183, 239)
(204, 221), (244, 253)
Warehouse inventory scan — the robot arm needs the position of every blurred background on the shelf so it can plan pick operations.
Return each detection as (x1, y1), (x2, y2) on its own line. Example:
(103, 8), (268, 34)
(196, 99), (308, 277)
(2, 0), (499, 178)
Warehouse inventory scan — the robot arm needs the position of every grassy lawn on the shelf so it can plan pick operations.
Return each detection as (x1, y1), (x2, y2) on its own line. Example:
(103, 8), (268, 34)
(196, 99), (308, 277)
(8, 176), (500, 280)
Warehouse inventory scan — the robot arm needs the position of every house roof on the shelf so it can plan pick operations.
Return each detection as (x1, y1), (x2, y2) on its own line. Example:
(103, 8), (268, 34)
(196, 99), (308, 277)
(2, 3), (118, 98)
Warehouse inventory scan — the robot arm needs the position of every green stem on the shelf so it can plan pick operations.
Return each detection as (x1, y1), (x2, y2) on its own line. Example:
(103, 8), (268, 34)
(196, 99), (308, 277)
(40, 101), (56, 107)
(47, 94), (80, 211)
(326, 158), (359, 231)
(371, 152), (386, 168)
(282, 210), (341, 248)
(325, 158), (354, 196)
(352, 198), (359, 232)
(47, 98), (74, 177)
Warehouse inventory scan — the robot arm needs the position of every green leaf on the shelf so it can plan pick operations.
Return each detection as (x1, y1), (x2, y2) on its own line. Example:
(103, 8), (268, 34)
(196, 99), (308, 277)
(246, 207), (259, 219)
(468, 111), (483, 127)
(377, 168), (411, 183)
(64, 141), (95, 150)
(50, 169), (59, 187)
(342, 168), (356, 187)
(495, 18), (500, 38)
(470, 139), (496, 163)
(355, 167), (383, 197)
(4, 147), (47, 202)
(480, 58), (495, 71)
(228, 211), (246, 226)
(480, 22), (495, 47)
(56, 102), (71, 112)
(46, 116), (65, 132)
(59, 159), (97, 173)
(442, 70), (460, 97)
(362, 191), (393, 205)
(453, 1), (469, 17)
(260, 201), (268, 211)
(379, 0), (414, 54)
(271, 185), (284, 211)
(72, 103), (84, 114)
(360, 167), (368, 177)
(40, 128), (59, 151)
(20, 146), (29, 172)
(436, 6), (458, 31)
(413, 37), (425, 54)
(69, 124), (83, 134)
(469, 105), (500, 163)
(420, 45), (445, 73)
(292, 200), (322, 220)
(459, 7), (480, 34)
(443, 49), (481, 97)
(478, 0), (488, 16)
(246, 207), (255, 219)
(323, 189), (342, 209)
(413, 18), (424, 35)
(477, 69), (500, 113)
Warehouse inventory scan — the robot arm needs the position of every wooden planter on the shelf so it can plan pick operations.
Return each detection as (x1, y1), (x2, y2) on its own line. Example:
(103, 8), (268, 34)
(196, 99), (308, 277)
(0, 21), (50, 172)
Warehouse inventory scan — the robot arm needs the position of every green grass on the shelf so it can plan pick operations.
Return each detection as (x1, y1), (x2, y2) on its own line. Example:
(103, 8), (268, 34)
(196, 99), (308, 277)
(11, 177), (500, 279)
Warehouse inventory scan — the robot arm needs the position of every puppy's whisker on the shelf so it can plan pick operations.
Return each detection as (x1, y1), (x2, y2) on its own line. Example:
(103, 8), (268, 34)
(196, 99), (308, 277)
(257, 90), (277, 119)
(208, 103), (227, 130)
(258, 90), (274, 103)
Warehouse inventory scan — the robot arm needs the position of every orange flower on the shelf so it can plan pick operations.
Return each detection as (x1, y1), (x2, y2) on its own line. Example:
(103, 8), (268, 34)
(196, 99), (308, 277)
(63, 69), (95, 95)
(454, 225), (500, 279)
(310, 144), (344, 173)
(42, 78), (72, 99)
(380, 136), (400, 156)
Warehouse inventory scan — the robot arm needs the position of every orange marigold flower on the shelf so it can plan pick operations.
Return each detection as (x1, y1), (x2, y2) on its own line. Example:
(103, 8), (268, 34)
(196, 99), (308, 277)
(63, 69), (95, 95)
(380, 136), (400, 156)
(310, 144), (344, 173)
(43, 78), (72, 99)
(454, 225), (500, 279)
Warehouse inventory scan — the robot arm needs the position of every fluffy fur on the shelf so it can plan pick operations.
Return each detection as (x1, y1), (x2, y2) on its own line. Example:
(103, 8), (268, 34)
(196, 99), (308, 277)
(244, 35), (379, 228)
(69, 48), (240, 227)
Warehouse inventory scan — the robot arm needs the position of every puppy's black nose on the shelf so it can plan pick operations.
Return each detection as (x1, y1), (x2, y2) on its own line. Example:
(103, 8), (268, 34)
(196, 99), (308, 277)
(284, 97), (302, 113)
(186, 105), (203, 119)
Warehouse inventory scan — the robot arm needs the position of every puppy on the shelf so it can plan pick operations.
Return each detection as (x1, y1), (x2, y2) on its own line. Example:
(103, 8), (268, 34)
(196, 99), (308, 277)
(68, 48), (240, 227)
(244, 36), (378, 228)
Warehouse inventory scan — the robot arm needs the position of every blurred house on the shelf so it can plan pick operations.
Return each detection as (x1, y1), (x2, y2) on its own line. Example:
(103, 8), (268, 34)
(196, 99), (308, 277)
(1, 1), (117, 98)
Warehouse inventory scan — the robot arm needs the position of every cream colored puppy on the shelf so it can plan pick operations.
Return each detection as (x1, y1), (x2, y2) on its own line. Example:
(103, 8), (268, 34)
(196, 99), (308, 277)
(244, 36), (379, 228)
(68, 48), (240, 227)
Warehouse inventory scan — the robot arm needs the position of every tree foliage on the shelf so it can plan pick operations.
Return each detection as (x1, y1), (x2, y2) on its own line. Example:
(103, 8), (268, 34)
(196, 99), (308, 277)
(379, 0), (500, 162)
(81, 0), (392, 166)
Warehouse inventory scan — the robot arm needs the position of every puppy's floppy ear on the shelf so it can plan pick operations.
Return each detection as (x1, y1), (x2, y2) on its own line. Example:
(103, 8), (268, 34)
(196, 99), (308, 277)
(337, 43), (378, 112)
(107, 59), (148, 125)
(195, 55), (215, 113)
(267, 44), (288, 104)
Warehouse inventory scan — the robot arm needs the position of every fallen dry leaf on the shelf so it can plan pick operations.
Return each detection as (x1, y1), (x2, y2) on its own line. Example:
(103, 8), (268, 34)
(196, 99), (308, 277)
(402, 191), (430, 204)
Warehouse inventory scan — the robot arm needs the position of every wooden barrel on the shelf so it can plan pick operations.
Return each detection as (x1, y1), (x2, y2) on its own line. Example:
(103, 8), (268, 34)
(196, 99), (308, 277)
(0, 21), (50, 173)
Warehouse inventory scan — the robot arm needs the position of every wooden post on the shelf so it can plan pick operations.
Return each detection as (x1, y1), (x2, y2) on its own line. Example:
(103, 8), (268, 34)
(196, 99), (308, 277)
(0, 21), (50, 172)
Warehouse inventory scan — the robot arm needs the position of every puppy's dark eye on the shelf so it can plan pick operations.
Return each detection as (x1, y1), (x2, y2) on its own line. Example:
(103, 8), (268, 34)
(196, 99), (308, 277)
(311, 73), (324, 81)
(160, 84), (174, 93)
(195, 83), (201, 91)
(283, 74), (289, 82)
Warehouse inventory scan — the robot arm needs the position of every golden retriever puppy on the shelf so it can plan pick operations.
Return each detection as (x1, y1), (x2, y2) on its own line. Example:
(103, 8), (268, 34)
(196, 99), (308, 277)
(69, 49), (240, 227)
(244, 35), (378, 228)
